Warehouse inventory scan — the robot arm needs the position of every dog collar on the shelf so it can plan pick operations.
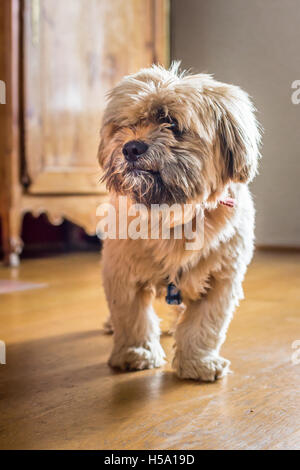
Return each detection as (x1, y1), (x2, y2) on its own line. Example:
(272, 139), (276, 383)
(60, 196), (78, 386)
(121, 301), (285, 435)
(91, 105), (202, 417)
(219, 197), (235, 208)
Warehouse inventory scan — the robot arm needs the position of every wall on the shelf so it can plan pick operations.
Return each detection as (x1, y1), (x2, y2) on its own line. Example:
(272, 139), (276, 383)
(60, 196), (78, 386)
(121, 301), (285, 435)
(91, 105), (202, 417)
(171, 0), (300, 246)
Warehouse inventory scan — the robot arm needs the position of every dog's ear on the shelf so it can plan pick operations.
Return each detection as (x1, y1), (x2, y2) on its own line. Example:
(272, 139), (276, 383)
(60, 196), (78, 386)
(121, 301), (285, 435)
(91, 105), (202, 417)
(214, 85), (261, 183)
(97, 122), (115, 168)
(97, 138), (105, 168)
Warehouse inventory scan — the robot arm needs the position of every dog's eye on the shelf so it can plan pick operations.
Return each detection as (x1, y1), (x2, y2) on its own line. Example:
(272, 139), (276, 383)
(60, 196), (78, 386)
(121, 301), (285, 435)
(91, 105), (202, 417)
(159, 115), (182, 138)
(168, 120), (182, 138)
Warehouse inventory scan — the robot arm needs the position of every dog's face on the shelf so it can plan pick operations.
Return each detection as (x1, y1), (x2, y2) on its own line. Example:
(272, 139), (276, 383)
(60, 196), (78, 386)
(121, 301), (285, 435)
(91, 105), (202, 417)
(98, 64), (260, 206)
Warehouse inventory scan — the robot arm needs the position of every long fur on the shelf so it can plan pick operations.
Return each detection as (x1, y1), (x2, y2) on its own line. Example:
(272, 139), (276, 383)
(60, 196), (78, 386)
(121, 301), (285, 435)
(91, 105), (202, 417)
(98, 64), (261, 381)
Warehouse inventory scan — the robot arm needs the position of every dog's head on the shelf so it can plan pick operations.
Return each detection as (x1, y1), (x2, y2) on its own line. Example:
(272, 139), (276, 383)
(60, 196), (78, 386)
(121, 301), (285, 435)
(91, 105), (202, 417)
(98, 63), (261, 206)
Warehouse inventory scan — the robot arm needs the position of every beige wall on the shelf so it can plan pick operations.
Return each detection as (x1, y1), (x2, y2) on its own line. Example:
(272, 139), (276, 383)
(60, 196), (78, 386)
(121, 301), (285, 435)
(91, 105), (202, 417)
(171, 0), (300, 246)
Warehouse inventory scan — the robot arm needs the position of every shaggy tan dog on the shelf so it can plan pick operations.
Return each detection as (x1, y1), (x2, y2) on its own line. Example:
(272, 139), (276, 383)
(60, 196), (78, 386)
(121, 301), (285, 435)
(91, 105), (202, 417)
(98, 64), (261, 381)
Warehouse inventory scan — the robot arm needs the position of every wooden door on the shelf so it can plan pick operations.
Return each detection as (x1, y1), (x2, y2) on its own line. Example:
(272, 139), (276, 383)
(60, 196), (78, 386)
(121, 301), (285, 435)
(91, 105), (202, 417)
(23, 0), (169, 195)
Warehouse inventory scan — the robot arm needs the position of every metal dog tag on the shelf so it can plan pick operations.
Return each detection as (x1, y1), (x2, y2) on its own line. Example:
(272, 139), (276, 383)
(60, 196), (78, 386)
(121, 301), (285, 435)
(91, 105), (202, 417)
(166, 283), (182, 305)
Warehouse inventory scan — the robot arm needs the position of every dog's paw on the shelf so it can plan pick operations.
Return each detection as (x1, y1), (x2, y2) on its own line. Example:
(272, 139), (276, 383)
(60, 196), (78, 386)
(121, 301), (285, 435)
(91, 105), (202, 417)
(109, 341), (166, 371)
(173, 353), (230, 382)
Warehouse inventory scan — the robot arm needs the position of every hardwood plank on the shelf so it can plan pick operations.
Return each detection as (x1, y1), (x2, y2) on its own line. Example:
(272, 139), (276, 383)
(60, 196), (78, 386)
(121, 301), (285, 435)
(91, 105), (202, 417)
(0, 250), (299, 449)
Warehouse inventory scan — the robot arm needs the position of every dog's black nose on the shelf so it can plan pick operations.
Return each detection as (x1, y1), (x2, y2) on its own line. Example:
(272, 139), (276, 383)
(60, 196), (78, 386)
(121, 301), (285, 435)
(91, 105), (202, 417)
(122, 140), (148, 162)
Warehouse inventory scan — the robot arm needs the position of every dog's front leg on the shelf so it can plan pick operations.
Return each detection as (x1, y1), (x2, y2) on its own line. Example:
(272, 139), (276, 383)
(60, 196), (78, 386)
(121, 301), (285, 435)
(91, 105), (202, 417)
(104, 272), (165, 371)
(173, 274), (242, 382)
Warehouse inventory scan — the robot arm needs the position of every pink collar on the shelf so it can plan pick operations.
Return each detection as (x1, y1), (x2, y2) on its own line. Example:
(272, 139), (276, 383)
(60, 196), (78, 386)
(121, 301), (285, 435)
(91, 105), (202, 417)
(219, 197), (235, 208)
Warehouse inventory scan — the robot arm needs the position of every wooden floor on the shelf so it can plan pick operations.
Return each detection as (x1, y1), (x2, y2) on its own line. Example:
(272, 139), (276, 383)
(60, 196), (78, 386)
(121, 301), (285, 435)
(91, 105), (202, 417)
(0, 250), (299, 450)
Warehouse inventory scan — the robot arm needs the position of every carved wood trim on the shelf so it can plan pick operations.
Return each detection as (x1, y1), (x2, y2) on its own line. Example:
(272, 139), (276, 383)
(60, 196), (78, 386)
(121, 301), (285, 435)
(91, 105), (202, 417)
(21, 194), (110, 236)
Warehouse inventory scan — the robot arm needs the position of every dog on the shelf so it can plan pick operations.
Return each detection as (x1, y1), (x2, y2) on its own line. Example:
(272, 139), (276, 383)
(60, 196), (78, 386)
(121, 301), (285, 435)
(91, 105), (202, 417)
(98, 63), (261, 381)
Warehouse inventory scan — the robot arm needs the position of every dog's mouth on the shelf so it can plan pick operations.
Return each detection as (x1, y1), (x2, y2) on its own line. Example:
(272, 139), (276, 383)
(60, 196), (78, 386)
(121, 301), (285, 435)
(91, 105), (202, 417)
(125, 161), (160, 176)
(117, 162), (170, 205)
(102, 150), (190, 206)
(127, 166), (160, 178)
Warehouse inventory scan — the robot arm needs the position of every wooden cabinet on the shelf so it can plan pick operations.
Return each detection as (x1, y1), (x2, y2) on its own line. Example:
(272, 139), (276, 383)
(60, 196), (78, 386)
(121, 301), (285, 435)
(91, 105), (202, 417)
(0, 0), (169, 265)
